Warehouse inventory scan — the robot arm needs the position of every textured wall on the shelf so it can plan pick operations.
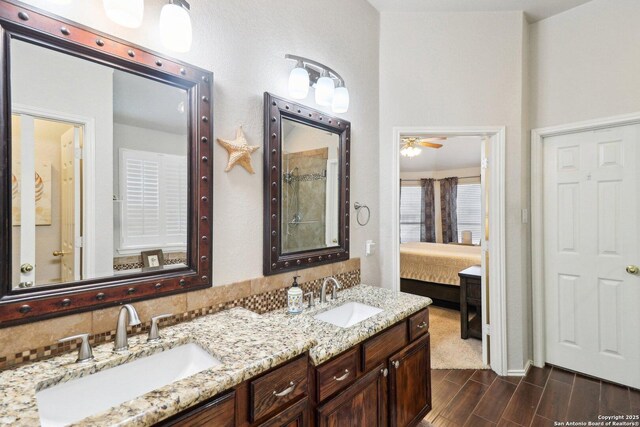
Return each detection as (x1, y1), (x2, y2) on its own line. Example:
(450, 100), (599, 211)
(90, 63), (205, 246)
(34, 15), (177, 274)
(378, 11), (531, 372)
(19, 0), (381, 286)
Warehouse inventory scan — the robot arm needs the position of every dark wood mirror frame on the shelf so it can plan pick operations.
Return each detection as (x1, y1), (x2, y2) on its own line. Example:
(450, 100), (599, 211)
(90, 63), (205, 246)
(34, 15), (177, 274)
(0, 0), (213, 327)
(263, 93), (350, 276)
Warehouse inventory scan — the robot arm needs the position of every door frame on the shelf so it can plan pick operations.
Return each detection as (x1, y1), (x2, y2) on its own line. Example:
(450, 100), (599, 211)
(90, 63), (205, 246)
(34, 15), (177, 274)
(531, 111), (640, 367)
(390, 126), (507, 375)
(11, 103), (97, 279)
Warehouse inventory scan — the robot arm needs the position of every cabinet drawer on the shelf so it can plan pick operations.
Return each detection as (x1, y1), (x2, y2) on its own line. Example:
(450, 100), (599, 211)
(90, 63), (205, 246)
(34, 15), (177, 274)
(409, 308), (429, 341)
(361, 322), (408, 372)
(160, 391), (235, 427)
(317, 347), (358, 402)
(467, 280), (481, 300)
(250, 354), (308, 422)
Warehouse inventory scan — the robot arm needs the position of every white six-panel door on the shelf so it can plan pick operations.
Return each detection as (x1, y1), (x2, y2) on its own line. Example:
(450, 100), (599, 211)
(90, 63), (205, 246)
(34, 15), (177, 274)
(543, 124), (640, 389)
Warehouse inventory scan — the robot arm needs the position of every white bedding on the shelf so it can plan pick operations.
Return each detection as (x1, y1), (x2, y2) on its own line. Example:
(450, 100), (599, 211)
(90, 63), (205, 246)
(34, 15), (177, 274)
(400, 242), (481, 286)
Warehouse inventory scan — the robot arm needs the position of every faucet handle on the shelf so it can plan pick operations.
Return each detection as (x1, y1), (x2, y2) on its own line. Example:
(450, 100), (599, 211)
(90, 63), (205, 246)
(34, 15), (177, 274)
(305, 291), (315, 308)
(148, 314), (172, 342)
(59, 333), (94, 363)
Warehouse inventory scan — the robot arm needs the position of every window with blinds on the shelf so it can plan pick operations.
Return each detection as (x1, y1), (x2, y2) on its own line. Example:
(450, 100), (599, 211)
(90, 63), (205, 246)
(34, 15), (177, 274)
(456, 183), (482, 245)
(119, 149), (187, 251)
(400, 185), (422, 243)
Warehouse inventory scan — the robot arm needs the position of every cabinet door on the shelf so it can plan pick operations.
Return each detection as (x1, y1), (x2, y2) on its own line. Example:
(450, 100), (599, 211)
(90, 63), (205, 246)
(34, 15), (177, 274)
(317, 364), (387, 427)
(389, 333), (431, 427)
(258, 397), (308, 427)
(160, 391), (235, 427)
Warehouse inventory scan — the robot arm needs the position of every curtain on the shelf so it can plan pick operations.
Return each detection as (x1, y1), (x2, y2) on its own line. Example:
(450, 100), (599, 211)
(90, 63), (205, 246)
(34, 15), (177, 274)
(420, 178), (436, 242)
(440, 177), (459, 243)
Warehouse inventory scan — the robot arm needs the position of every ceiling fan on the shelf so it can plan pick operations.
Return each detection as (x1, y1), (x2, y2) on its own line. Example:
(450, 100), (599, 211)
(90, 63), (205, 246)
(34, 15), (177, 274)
(400, 136), (446, 158)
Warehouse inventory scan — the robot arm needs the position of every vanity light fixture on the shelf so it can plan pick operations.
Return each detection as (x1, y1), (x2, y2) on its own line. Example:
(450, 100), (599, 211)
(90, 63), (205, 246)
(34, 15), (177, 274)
(103, 0), (144, 29)
(160, 0), (193, 53)
(285, 54), (350, 113)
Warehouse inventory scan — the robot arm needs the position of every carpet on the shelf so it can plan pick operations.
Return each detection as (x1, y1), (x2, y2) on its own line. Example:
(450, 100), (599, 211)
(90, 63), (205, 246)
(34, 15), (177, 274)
(429, 306), (489, 370)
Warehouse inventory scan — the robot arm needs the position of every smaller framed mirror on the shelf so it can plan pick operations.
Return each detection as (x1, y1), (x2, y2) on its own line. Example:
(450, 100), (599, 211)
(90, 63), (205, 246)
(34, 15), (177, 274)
(263, 93), (350, 275)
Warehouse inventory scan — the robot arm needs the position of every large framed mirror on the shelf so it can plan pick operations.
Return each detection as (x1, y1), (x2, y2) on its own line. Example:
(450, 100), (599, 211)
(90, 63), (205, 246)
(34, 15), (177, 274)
(0, 1), (213, 326)
(263, 93), (350, 275)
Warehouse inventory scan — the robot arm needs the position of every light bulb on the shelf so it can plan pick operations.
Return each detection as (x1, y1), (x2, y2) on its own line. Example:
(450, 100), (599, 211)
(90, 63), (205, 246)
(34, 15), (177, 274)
(288, 63), (310, 99)
(315, 74), (335, 107)
(331, 86), (349, 113)
(103, 0), (144, 28)
(160, 2), (193, 53)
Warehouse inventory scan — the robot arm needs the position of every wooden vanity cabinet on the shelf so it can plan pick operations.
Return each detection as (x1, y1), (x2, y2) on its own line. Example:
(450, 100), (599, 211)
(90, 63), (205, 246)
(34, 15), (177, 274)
(160, 391), (236, 427)
(310, 307), (431, 427)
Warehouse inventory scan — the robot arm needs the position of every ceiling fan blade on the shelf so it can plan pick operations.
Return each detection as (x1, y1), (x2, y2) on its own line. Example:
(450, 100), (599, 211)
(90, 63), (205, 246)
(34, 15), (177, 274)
(419, 142), (443, 149)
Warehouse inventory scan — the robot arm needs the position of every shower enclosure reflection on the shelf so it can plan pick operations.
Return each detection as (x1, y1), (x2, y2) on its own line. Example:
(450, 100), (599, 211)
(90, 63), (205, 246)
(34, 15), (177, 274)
(281, 118), (340, 254)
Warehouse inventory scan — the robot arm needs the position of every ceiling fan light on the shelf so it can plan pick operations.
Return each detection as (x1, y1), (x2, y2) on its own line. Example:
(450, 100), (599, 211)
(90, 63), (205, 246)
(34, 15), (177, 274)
(400, 145), (422, 158)
(331, 86), (349, 113)
(160, 1), (193, 53)
(315, 74), (335, 107)
(103, 0), (144, 28)
(288, 63), (310, 99)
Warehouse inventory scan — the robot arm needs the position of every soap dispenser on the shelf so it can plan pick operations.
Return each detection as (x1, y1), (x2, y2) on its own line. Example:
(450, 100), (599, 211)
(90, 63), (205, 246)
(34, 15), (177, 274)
(288, 275), (303, 314)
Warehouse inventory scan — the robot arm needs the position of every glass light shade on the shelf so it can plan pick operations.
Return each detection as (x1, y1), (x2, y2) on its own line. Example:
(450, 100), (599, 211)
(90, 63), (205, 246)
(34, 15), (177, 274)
(400, 145), (422, 158)
(160, 3), (193, 53)
(103, 0), (144, 28)
(331, 86), (350, 113)
(288, 67), (310, 99)
(315, 76), (335, 107)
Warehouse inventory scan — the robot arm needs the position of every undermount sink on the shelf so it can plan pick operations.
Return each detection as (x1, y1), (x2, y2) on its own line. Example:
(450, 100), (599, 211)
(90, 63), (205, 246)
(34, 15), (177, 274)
(314, 301), (383, 328)
(36, 343), (221, 427)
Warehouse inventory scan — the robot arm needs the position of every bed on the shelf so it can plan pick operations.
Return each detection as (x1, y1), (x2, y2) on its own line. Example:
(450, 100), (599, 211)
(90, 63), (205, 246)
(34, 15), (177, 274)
(400, 242), (482, 307)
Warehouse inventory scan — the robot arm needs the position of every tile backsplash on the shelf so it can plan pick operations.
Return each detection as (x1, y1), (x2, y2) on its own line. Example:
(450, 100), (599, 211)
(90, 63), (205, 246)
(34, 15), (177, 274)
(0, 258), (361, 370)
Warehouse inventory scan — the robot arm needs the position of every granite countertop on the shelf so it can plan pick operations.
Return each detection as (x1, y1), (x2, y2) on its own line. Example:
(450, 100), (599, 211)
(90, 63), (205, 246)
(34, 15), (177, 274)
(0, 285), (431, 426)
(0, 308), (316, 427)
(264, 284), (432, 365)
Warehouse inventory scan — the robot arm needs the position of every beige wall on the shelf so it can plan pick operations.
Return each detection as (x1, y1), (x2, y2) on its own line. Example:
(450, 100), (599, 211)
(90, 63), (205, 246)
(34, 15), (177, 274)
(530, 0), (640, 129)
(5, 0), (380, 357)
(20, 0), (381, 286)
(379, 11), (531, 372)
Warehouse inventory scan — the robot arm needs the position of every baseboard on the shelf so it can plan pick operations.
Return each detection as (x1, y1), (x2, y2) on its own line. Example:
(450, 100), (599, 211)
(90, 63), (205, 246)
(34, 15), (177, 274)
(506, 360), (532, 377)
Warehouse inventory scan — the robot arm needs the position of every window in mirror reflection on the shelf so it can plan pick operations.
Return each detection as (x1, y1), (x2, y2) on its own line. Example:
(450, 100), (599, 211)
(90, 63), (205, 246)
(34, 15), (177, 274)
(281, 118), (340, 254)
(10, 39), (190, 290)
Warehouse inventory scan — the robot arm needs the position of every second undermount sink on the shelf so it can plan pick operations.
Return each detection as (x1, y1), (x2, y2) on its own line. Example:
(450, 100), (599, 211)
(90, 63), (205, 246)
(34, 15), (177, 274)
(36, 343), (221, 427)
(314, 301), (383, 328)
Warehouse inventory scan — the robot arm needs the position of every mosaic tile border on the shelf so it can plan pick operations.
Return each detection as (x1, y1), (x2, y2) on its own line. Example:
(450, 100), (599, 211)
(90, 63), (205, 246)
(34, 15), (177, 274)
(0, 269), (360, 371)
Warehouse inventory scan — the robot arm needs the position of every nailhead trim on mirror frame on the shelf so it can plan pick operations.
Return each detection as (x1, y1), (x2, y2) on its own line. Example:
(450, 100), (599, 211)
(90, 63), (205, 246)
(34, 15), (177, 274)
(0, 0), (213, 326)
(0, 269), (360, 371)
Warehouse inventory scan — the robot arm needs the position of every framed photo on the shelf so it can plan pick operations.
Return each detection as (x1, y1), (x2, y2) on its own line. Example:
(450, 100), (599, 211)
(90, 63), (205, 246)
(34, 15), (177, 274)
(141, 249), (164, 271)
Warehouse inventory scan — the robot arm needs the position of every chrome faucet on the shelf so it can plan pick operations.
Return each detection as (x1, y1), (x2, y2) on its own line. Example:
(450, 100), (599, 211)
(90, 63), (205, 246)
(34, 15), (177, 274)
(320, 277), (342, 303)
(113, 304), (141, 352)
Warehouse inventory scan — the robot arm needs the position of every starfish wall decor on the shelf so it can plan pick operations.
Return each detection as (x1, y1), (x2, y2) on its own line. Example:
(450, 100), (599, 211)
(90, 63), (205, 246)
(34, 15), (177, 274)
(216, 127), (260, 174)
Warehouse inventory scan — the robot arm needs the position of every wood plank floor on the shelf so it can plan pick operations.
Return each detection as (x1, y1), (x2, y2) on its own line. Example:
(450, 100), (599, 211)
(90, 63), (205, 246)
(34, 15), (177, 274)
(420, 366), (640, 426)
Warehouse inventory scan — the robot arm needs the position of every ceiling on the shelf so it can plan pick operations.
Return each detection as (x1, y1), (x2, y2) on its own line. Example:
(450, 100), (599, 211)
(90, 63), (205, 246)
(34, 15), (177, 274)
(113, 70), (188, 135)
(366, 0), (592, 22)
(399, 136), (482, 172)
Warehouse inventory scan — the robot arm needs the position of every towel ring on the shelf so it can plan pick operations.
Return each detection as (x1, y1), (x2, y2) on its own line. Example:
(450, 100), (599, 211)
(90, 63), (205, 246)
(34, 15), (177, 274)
(354, 202), (371, 226)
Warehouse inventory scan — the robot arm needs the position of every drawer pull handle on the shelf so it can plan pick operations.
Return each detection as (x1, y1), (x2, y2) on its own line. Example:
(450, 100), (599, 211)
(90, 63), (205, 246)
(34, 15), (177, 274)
(417, 321), (428, 329)
(333, 369), (350, 381)
(273, 381), (295, 397)
(393, 360), (400, 369)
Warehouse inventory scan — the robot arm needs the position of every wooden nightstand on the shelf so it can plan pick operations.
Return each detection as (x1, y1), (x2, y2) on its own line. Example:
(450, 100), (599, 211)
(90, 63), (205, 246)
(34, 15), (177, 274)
(459, 265), (482, 340)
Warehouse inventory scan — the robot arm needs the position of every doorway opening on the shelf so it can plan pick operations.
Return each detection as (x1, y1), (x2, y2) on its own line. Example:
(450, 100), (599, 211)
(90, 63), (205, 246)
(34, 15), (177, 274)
(390, 126), (507, 375)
